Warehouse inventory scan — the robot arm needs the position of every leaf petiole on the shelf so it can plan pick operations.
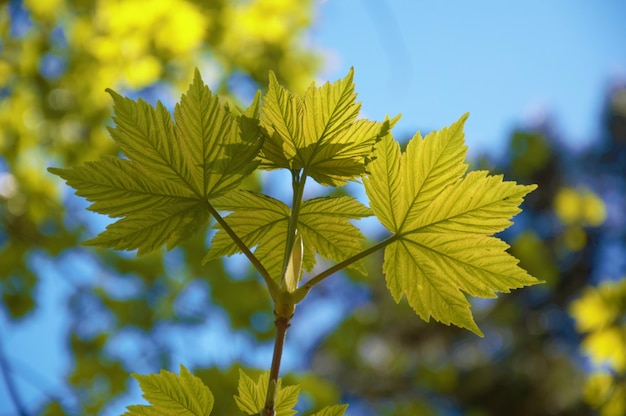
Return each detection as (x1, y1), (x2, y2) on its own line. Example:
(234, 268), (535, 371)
(203, 200), (280, 296)
(293, 234), (399, 299)
(281, 169), (307, 283)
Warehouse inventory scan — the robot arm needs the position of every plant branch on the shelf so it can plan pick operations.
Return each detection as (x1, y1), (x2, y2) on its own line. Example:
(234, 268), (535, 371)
(262, 314), (291, 416)
(293, 234), (399, 299)
(204, 201), (279, 294)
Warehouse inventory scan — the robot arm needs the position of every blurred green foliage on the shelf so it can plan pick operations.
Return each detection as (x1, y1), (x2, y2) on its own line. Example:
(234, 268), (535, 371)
(1, 0), (322, 414)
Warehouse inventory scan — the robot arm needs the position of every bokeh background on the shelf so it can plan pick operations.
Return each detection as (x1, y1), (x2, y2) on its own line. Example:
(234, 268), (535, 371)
(1, 0), (626, 415)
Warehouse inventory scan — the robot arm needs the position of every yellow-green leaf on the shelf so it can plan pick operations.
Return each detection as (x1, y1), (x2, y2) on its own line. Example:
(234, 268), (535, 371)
(283, 231), (304, 292)
(234, 370), (300, 416)
(203, 191), (291, 280)
(105, 89), (196, 190)
(48, 69), (262, 254)
(204, 193), (371, 280)
(124, 365), (214, 416)
(48, 156), (195, 218)
(260, 69), (393, 186)
(364, 114), (541, 336)
(175, 69), (262, 198)
(298, 196), (372, 275)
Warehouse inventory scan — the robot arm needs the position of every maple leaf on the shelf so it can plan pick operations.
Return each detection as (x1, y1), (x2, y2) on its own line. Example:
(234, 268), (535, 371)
(234, 370), (300, 416)
(204, 191), (371, 282)
(363, 113), (541, 335)
(124, 365), (214, 416)
(259, 68), (393, 186)
(48, 69), (263, 254)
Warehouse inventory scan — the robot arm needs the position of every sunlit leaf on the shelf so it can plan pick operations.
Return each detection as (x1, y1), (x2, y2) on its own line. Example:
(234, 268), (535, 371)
(234, 370), (300, 416)
(204, 192), (370, 280)
(49, 69), (262, 254)
(298, 196), (371, 275)
(260, 68), (393, 186)
(124, 365), (214, 416)
(204, 191), (291, 279)
(363, 114), (540, 335)
(284, 232), (304, 292)
(174, 69), (263, 197)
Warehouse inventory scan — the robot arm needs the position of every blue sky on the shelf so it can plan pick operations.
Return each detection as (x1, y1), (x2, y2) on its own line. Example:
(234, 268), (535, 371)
(2, 1), (626, 415)
(311, 0), (626, 158)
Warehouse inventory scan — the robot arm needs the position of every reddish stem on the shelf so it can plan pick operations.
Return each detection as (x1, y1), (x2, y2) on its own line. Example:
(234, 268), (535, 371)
(261, 314), (292, 416)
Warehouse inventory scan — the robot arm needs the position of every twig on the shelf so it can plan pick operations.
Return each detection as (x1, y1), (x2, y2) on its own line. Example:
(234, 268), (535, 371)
(294, 234), (398, 299)
(261, 314), (291, 416)
(204, 200), (279, 295)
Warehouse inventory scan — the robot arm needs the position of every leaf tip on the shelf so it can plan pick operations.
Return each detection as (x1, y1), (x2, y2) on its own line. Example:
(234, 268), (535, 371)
(105, 88), (120, 100)
(345, 66), (355, 82)
(47, 166), (61, 176)
(471, 327), (485, 337)
(268, 70), (279, 85)
(455, 112), (470, 128)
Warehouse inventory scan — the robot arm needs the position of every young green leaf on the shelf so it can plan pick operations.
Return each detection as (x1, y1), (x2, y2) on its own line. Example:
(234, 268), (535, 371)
(363, 113), (541, 336)
(204, 191), (292, 279)
(259, 68), (393, 186)
(204, 192), (371, 280)
(48, 69), (262, 254)
(283, 231), (304, 292)
(234, 370), (300, 416)
(310, 404), (349, 416)
(124, 365), (213, 416)
(174, 69), (263, 198)
(298, 196), (372, 275)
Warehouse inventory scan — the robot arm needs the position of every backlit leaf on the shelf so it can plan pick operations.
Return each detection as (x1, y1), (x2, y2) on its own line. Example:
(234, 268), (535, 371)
(174, 69), (263, 198)
(49, 69), (262, 254)
(124, 365), (213, 416)
(260, 69), (393, 186)
(363, 114), (540, 335)
(234, 370), (300, 416)
(204, 191), (291, 279)
(298, 196), (372, 275)
(204, 193), (370, 280)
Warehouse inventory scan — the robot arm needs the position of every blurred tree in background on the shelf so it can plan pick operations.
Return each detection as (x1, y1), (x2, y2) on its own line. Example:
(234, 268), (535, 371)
(1, 1), (322, 414)
(2, 0), (626, 415)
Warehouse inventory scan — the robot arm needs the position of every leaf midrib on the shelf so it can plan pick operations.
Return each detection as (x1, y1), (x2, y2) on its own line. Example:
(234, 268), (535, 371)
(397, 143), (455, 233)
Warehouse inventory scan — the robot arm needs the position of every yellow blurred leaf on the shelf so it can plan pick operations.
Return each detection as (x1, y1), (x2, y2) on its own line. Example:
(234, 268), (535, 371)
(554, 187), (606, 226)
(582, 327), (626, 372)
(25, 0), (64, 19)
(570, 281), (623, 332)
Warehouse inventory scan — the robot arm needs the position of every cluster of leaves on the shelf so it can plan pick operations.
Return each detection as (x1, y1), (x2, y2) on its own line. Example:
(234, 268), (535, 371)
(51, 68), (538, 333)
(50, 67), (539, 413)
(126, 365), (347, 416)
